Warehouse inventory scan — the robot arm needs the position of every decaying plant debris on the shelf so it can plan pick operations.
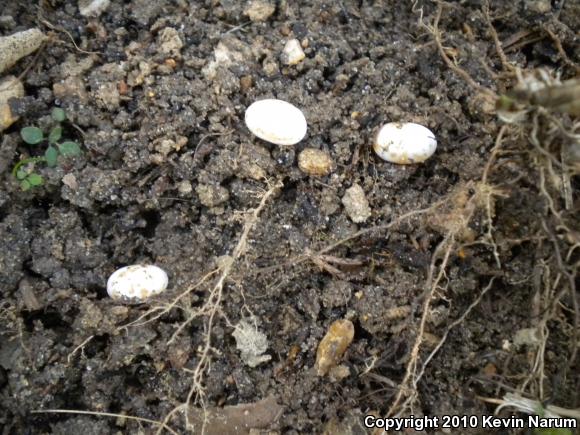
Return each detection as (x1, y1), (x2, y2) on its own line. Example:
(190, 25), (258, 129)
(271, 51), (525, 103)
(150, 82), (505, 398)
(0, 1), (578, 434)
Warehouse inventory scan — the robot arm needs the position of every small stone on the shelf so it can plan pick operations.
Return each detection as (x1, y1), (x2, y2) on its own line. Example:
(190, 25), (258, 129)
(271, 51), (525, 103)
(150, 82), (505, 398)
(238, 143), (274, 180)
(469, 92), (497, 116)
(281, 39), (305, 65)
(155, 139), (177, 156)
(164, 58), (177, 69)
(244, 0), (276, 22)
(18, 279), (42, 311)
(514, 328), (542, 347)
(62, 173), (79, 190)
(216, 255), (234, 270)
(319, 188), (340, 216)
(0, 76), (24, 132)
(315, 319), (354, 376)
(202, 37), (252, 80)
(328, 364), (350, 381)
(526, 0), (551, 13)
(78, 0), (110, 17)
(262, 61), (279, 77)
(279, 24), (291, 36)
(53, 77), (89, 102)
(93, 82), (120, 110)
(240, 75), (253, 92)
(341, 184), (371, 223)
(196, 183), (230, 208)
(177, 180), (192, 195)
(298, 148), (333, 176)
(158, 27), (183, 56)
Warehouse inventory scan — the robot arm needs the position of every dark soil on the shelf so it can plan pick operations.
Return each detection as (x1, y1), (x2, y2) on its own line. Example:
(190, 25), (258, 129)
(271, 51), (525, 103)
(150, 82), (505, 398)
(0, 1), (579, 434)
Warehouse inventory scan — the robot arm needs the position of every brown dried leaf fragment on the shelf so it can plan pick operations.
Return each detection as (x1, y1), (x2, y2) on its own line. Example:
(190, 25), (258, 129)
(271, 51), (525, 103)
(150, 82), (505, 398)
(186, 396), (283, 435)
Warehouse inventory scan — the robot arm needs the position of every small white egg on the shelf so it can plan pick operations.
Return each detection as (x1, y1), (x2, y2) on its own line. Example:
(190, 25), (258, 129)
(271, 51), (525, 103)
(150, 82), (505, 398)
(245, 99), (307, 146)
(373, 122), (437, 164)
(107, 265), (168, 301)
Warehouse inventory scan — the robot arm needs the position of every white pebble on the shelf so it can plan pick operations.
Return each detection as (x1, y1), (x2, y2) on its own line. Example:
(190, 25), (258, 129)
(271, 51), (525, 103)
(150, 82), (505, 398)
(342, 184), (371, 223)
(78, 0), (110, 17)
(245, 99), (307, 146)
(107, 265), (168, 301)
(373, 122), (437, 164)
(281, 39), (305, 65)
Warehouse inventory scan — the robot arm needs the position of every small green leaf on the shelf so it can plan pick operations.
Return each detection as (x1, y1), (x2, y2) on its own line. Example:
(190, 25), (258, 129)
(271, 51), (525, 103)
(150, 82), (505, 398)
(51, 107), (66, 122)
(20, 179), (31, 191)
(48, 126), (62, 144)
(20, 127), (44, 144)
(58, 141), (81, 157)
(16, 169), (28, 180)
(45, 146), (59, 167)
(27, 173), (43, 186)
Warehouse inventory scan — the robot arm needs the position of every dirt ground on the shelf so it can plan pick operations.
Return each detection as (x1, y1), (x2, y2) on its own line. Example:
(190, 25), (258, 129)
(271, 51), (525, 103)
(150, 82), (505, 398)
(0, 1), (579, 434)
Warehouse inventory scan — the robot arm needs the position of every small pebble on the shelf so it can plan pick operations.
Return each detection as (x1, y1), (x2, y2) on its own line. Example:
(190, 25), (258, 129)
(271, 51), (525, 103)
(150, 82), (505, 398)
(240, 75), (253, 92)
(526, 0), (551, 13)
(298, 148), (333, 176)
(243, 0), (275, 22)
(196, 183), (230, 207)
(61, 173), (79, 190)
(0, 76), (24, 131)
(262, 61), (279, 77)
(245, 99), (307, 146)
(373, 122), (437, 164)
(53, 77), (89, 102)
(158, 27), (183, 55)
(315, 319), (354, 376)
(341, 184), (371, 223)
(177, 180), (193, 195)
(107, 265), (168, 301)
(78, 0), (110, 17)
(328, 364), (350, 381)
(281, 39), (305, 65)
(514, 328), (542, 348)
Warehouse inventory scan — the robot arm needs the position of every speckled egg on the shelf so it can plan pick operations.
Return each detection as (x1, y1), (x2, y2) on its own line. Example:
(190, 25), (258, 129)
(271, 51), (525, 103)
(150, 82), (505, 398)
(373, 122), (437, 164)
(107, 265), (168, 301)
(245, 99), (307, 146)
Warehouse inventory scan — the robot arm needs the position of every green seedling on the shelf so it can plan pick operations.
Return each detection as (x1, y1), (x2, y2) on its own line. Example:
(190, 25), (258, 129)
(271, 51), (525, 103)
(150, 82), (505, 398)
(12, 107), (82, 191)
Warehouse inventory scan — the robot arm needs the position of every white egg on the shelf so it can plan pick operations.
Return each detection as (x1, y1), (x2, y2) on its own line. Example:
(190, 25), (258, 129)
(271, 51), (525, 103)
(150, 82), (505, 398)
(373, 122), (437, 164)
(245, 99), (307, 146)
(107, 265), (168, 301)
